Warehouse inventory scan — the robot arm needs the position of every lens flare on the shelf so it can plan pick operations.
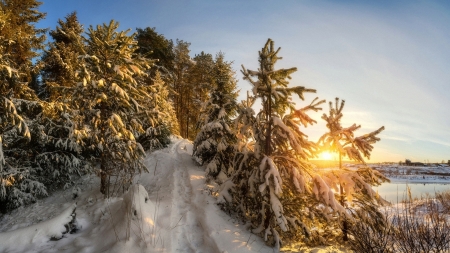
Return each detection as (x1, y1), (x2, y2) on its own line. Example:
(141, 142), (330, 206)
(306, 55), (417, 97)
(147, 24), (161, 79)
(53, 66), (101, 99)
(320, 151), (333, 160)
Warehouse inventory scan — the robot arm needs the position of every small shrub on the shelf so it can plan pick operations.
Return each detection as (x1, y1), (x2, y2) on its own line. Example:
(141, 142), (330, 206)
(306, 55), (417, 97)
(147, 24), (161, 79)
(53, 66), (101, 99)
(348, 210), (394, 253)
(392, 202), (450, 253)
(350, 195), (450, 253)
(435, 190), (450, 214)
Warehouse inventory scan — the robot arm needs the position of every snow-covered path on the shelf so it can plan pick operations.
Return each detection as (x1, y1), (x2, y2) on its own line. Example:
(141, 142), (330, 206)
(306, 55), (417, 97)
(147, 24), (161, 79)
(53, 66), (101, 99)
(0, 137), (302, 253)
(133, 138), (276, 253)
(168, 139), (219, 253)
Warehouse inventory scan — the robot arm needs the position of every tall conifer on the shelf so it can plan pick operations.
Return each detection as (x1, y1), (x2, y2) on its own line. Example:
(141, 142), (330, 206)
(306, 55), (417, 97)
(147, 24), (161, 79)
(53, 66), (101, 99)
(220, 39), (330, 248)
(0, 0), (46, 94)
(67, 21), (155, 196)
(172, 40), (193, 139)
(135, 27), (175, 82)
(0, 0), (48, 212)
(136, 70), (177, 150)
(40, 12), (84, 100)
(193, 52), (238, 181)
(318, 98), (388, 241)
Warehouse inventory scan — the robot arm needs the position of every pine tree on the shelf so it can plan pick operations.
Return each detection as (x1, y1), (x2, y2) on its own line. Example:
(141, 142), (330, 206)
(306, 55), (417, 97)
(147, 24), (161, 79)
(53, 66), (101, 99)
(151, 71), (178, 138)
(0, 0), (46, 94)
(219, 39), (342, 248)
(172, 40), (193, 138)
(30, 102), (89, 190)
(318, 98), (388, 241)
(192, 52), (238, 181)
(135, 27), (175, 82)
(0, 0), (49, 212)
(218, 39), (388, 248)
(134, 27), (180, 137)
(186, 51), (215, 140)
(0, 61), (39, 212)
(40, 12), (85, 100)
(66, 20), (155, 196)
(136, 70), (177, 150)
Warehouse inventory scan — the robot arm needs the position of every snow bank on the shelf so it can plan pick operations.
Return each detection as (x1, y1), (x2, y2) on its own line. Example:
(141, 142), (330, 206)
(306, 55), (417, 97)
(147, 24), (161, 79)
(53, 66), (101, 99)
(123, 184), (149, 218)
(94, 183), (159, 252)
(0, 203), (76, 252)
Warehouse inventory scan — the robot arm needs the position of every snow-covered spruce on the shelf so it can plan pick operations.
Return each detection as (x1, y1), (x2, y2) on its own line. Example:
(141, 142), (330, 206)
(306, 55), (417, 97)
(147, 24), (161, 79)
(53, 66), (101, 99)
(0, 96), (43, 212)
(135, 70), (175, 151)
(65, 20), (162, 196)
(0, 6), (43, 210)
(218, 39), (323, 248)
(0, 96), (88, 211)
(216, 39), (384, 249)
(0, 22), (48, 210)
(40, 12), (85, 100)
(1, 6), (91, 211)
(30, 101), (89, 191)
(193, 53), (238, 181)
(318, 97), (388, 241)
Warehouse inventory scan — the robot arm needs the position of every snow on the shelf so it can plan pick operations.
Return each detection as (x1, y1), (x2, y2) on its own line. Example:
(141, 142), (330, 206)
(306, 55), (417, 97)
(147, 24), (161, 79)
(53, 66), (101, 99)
(0, 204), (76, 252)
(374, 164), (450, 184)
(0, 137), (347, 253)
(258, 156), (283, 196)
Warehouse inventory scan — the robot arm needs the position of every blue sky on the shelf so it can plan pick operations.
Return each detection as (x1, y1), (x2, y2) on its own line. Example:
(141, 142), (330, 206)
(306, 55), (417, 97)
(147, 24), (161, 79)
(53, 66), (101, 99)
(37, 1), (450, 163)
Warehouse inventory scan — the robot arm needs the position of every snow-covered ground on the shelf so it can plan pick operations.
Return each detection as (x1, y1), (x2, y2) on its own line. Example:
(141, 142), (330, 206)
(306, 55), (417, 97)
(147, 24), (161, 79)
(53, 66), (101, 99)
(0, 137), (348, 253)
(373, 164), (450, 183)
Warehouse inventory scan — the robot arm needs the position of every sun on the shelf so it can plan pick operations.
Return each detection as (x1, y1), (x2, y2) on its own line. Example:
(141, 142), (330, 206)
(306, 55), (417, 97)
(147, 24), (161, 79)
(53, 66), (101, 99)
(320, 151), (333, 160)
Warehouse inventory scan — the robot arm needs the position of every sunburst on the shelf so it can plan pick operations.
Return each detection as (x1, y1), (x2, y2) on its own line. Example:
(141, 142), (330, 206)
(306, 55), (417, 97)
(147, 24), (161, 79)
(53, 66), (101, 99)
(320, 151), (333, 160)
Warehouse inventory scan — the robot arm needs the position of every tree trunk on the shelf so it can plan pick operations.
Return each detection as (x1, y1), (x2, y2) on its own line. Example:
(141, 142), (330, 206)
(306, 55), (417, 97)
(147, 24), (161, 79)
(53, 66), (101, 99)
(264, 82), (272, 156)
(99, 108), (109, 197)
(186, 91), (190, 139)
(100, 162), (108, 196)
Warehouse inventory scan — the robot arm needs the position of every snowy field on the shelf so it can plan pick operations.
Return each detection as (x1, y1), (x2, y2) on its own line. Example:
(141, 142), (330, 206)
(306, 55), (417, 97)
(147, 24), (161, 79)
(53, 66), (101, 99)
(373, 164), (450, 184)
(0, 138), (347, 253)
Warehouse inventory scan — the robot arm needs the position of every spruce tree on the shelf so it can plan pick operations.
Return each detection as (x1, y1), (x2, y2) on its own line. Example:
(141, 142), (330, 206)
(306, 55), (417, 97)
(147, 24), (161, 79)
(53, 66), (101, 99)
(0, 0), (46, 94)
(219, 39), (336, 248)
(0, 0), (49, 212)
(0, 2), (88, 212)
(134, 28), (180, 137)
(30, 102), (88, 191)
(136, 70), (177, 150)
(66, 20), (155, 196)
(30, 12), (89, 194)
(192, 52), (238, 181)
(186, 51), (215, 140)
(40, 12), (84, 100)
(318, 98), (388, 241)
(0, 59), (40, 212)
(135, 27), (175, 82)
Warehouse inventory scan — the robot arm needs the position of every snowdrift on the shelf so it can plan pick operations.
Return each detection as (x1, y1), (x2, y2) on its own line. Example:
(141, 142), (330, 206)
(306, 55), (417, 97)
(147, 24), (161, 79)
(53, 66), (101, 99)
(0, 204), (77, 252)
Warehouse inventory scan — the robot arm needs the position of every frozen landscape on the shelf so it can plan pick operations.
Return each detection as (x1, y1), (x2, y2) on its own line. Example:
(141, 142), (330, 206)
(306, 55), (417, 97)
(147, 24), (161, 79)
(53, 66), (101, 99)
(1, 137), (449, 253)
(374, 164), (450, 184)
(0, 138), (348, 253)
(1, 1), (450, 252)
